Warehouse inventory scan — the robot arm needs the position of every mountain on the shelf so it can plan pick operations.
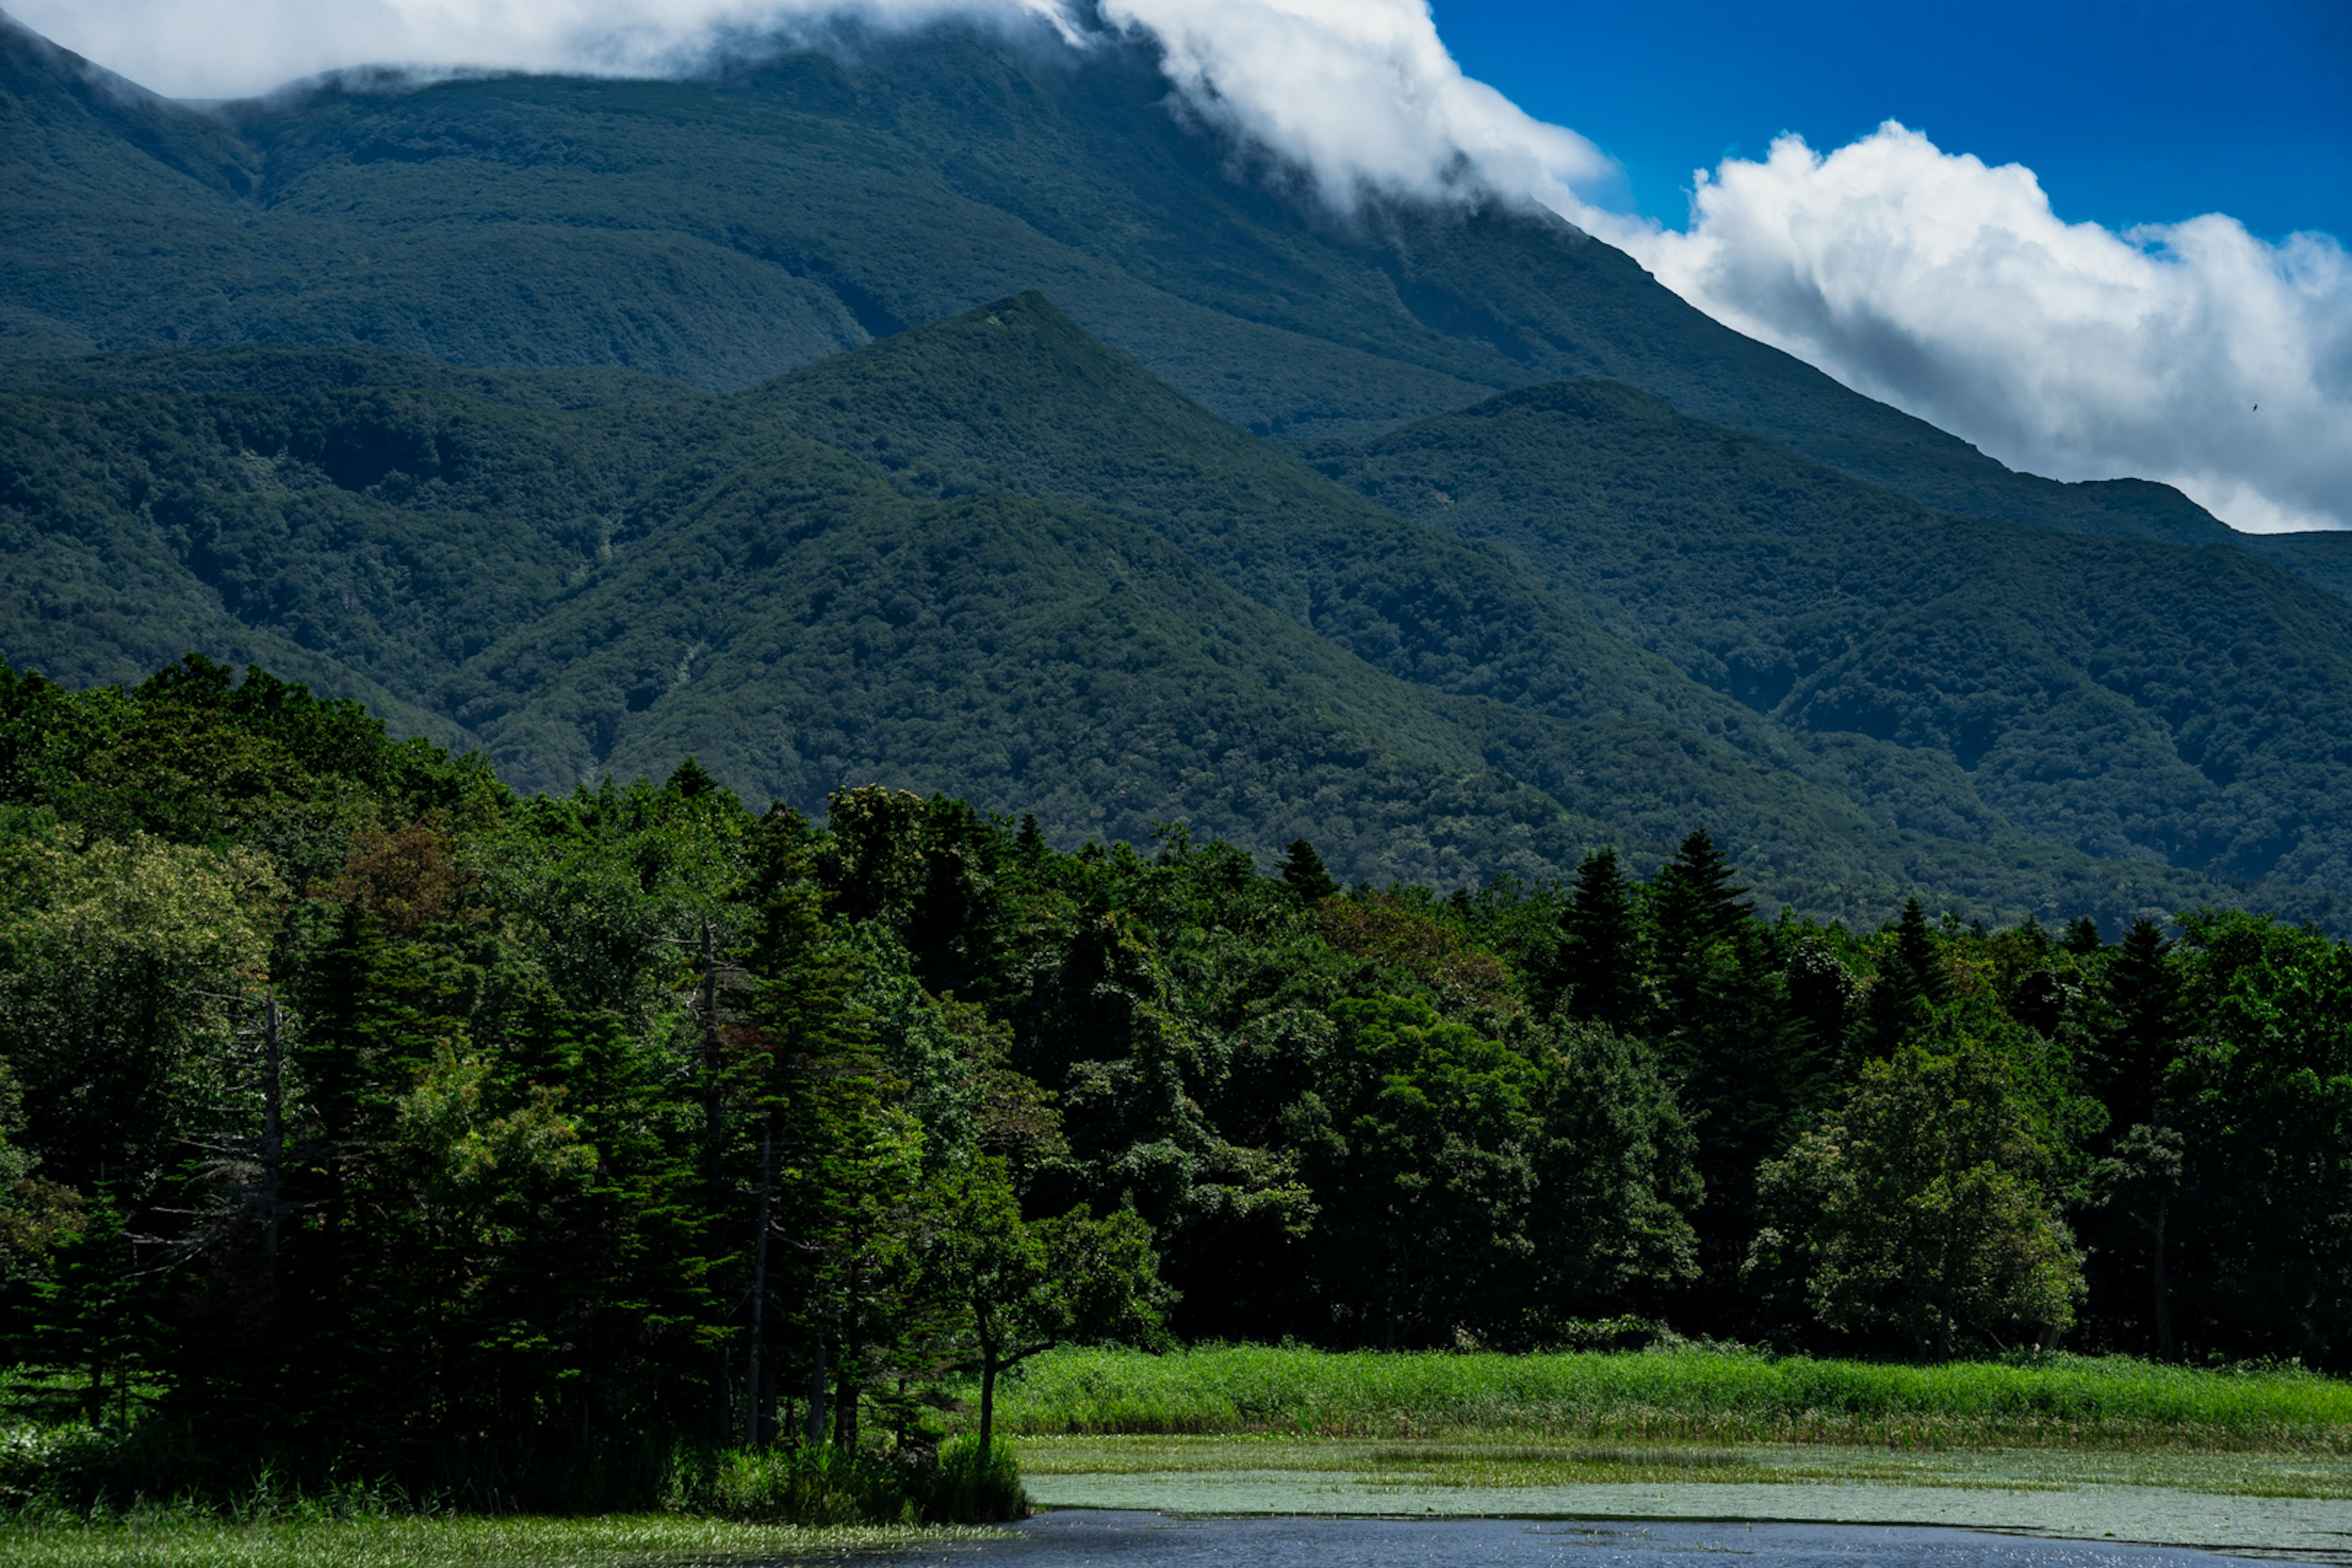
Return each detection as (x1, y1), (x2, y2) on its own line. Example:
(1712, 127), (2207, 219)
(0, 291), (2324, 926)
(1311, 380), (2352, 892)
(0, 12), (2304, 557)
(3, 12), (2350, 928)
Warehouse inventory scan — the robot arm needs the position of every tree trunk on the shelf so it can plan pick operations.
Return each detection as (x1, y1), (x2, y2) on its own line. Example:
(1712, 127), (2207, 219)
(251, 990), (284, 1337)
(2150, 1196), (2173, 1360)
(833, 1370), (859, 1450)
(259, 991), (282, 1268)
(744, 1119), (775, 1448)
(834, 1346), (859, 1450)
(806, 1341), (829, 1445)
(979, 1355), (997, 1452)
(699, 917), (724, 1184)
(699, 916), (730, 1429)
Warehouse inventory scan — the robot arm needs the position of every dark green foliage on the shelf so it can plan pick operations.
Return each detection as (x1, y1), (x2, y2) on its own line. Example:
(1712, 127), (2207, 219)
(1754, 1039), (2085, 1357)
(1280, 840), (1341, 905)
(6, 293), (2325, 931)
(1551, 850), (1645, 1029)
(10, 654), (2352, 1522)
(1651, 831), (1753, 982)
(1869, 898), (1950, 1054)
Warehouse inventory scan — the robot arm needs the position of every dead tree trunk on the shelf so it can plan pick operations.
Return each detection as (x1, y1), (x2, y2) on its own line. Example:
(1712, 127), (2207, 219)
(806, 1340), (829, 1446)
(744, 1118), (775, 1448)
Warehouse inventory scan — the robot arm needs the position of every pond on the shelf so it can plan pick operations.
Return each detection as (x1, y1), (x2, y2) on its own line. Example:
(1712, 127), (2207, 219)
(1006, 1440), (2352, 1558)
(865, 1513), (2295, 1568)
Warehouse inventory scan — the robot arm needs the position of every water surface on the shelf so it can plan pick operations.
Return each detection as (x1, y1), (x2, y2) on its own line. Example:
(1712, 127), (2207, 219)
(866, 1513), (2288, 1568)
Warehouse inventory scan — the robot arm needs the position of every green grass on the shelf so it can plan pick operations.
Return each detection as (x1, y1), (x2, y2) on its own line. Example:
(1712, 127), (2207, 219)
(0, 1515), (992, 1568)
(989, 1346), (2352, 1452)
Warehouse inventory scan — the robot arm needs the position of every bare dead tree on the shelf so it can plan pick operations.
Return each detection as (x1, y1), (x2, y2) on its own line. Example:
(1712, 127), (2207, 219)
(156, 986), (305, 1336)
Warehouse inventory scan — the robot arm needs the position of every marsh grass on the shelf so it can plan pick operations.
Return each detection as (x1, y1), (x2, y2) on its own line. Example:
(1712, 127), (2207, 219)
(668, 1436), (1026, 1525)
(992, 1346), (2352, 1452)
(0, 1514), (991, 1568)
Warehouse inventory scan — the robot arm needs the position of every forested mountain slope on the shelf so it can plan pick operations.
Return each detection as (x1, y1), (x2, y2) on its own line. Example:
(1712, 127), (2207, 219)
(1315, 381), (2352, 893)
(0, 9), (2304, 564)
(0, 301), (2306, 925)
(7, 10), (2352, 925)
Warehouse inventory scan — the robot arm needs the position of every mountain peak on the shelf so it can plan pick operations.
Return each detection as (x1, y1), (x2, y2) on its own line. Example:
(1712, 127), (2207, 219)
(751, 290), (1276, 510)
(1, 10), (254, 196)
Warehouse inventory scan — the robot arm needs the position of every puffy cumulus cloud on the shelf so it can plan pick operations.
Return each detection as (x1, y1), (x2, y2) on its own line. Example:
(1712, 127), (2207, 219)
(7, 0), (1078, 100)
(1594, 125), (2352, 534)
(1094, 0), (1611, 208)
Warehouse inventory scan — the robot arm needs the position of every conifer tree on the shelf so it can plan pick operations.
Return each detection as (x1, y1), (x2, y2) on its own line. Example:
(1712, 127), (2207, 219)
(2097, 918), (2179, 1131)
(1280, 839), (1341, 905)
(1556, 848), (1645, 1028)
(1650, 829), (1752, 978)
(1869, 897), (1948, 1053)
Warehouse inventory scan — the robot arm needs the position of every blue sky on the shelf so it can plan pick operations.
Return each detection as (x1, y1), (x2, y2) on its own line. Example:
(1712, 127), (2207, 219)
(1433, 0), (2351, 242)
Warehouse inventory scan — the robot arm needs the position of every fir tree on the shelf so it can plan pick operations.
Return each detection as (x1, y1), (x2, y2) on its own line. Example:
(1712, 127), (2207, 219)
(1869, 897), (1948, 1052)
(1650, 829), (1752, 976)
(1280, 839), (1341, 905)
(2064, 915), (2106, 955)
(2095, 917), (2179, 1131)
(1556, 848), (1645, 1029)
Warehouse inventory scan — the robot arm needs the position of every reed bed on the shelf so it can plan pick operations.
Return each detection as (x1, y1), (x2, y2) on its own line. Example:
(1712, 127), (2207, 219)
(990, 1346), (2352, 1452)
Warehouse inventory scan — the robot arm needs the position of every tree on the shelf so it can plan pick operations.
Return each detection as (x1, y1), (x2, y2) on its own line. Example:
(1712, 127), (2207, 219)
(0, 1055), (79, 1291)
(1280, 840), (1341, 905)
(1649, 830), (1751, 982)
(2093, 918), (2178, 1133)
(1752, 1038), (2082, 1357)
(1524, 1020), (1700, 1317)
(2094, 1122), (2184, 1358)
(1553, 849), (1646, 1029)
(927, 1157), (1169, 1450)
(2165, 910), (2352, 1363)
(1314, 994), (1542, 1346)
(1642, 833), (1801, 1310)
(0, 824), (283, 1200)
(1868, 897), (1950, 1052)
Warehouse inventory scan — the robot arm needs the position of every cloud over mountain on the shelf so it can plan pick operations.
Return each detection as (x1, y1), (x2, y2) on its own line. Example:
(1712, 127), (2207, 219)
(7, 0), (1074, 98)
(18, 0), (2350, 532)
(1600, 126), (2352, 535)
(1095, 0), (1610, 209)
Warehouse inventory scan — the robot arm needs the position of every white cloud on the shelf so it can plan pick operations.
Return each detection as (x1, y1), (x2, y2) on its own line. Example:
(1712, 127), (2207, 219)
(1094, 0), (1611, 209)
(1588, 126), (2352, 535)
(7, 0), (1076, 99)
(14, 1), (2351, 531)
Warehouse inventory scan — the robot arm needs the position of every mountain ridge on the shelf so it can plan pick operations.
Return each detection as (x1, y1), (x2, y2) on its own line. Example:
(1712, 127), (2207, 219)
(0, 11), (2304, 561)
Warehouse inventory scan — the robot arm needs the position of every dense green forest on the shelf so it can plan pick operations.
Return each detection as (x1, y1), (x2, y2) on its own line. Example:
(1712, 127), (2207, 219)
(6, 659), (2352, 1507)
(6, 296), (2346, 932)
